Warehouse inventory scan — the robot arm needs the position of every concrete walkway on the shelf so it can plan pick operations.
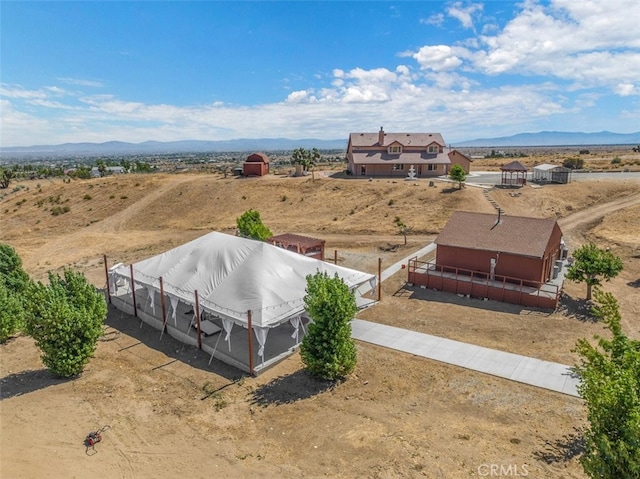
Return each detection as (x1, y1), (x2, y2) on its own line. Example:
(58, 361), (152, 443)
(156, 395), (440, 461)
(353, 244), (581, 398)
(351, 319), (579, 397)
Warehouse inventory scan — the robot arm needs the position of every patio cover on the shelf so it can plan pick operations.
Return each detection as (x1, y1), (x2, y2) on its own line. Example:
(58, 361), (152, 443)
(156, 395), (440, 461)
(110, 231), (376, 329)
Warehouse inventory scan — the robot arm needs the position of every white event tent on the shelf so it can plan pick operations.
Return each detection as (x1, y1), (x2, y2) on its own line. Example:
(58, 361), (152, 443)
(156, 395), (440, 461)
(107, 231), (377, 373)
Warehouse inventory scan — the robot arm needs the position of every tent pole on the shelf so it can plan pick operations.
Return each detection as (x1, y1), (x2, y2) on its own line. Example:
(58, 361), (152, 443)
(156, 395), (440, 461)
(103, 254), (111, 304)
(195, 290), (202, 350)
(130, 264), (137, 317)
(378, 257), (382, 301)
(247, 310), (254, 376)
(159, 277), (167, 339)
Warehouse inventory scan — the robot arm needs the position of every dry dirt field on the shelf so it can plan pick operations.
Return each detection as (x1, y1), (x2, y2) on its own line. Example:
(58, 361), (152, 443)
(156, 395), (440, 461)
(1, 165), (639, 478)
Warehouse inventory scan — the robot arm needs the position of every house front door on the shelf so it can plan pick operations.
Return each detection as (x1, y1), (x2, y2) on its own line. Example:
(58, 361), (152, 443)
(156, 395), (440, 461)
(417, 165), (422, 176)
(360, 165), (366, 176)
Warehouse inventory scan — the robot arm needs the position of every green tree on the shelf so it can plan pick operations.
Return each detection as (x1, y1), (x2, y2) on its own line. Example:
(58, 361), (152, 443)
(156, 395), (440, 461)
(0, 243), (31, 294)
(395, 217), (409, 245)
(0, 167), (13, 189)
(0, 282), (24, 343)
(573, 289), (640, 478)
(236, 209), (273, 241)
(0, 244), (31, 342)
(449, 164), (466, 189)
(300, 271), (358, 380)
(566, 243), (623, 300)
(24, 269), (107, 377)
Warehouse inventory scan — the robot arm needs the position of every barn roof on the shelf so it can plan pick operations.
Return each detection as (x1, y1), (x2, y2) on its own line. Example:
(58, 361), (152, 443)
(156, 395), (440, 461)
(435, 211), (561, 258)
(246, 152), (270, 163)
(268, 233), (325, 248)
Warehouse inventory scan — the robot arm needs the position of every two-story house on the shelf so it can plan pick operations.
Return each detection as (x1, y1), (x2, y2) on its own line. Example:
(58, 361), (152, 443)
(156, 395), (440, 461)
(346, 127), (472, 178)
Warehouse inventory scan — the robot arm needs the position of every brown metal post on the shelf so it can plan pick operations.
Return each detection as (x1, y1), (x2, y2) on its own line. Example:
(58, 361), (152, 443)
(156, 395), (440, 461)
(334, 249), (338, 265)
(247, 310), (254, 376)
(160, 277), (167, 334)
(195, 290), (202, 350)
(130, 264), (137, 317)
(103, 254), (111, 303)
(377, 257), (382, 301)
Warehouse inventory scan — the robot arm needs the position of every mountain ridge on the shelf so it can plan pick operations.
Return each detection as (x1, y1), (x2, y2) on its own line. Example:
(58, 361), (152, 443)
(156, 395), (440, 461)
(2, 131), (639, 158)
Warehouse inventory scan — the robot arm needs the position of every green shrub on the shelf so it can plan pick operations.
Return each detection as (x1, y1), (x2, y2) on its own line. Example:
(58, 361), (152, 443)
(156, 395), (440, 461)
(83, 194), (92, 200)
(300, 272), (358, 380)
(24, 269), (107, 377)
(563, 157), (585, 169)
(611, 157), (622, 164)
(0, 282), (24, 343)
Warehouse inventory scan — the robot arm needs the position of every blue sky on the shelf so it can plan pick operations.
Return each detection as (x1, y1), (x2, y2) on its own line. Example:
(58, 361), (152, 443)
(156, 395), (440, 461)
(1, 0), (639, 147)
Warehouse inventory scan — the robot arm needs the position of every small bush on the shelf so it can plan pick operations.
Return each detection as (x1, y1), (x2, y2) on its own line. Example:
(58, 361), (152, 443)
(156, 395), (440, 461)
(281, 195), (287, 202)
(120, 195), (128, 200)
(611, 157), (622, 164)
(109, 194), (115, 199)
(563, 157), (585, 169)
(388, 199), (395, 206)
(51, 206), (70, 216)
(83, 194), (92, 200)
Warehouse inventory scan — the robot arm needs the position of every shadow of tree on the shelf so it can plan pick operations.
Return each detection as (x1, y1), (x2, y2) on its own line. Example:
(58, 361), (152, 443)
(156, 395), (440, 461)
(627, 278), (640, 288)
(251, 369), (337, 407)
(439, 187), (460, 194)
(533, 428), (585, 465)
(0, 369), (71, 400)
(556, 293), (598, 323)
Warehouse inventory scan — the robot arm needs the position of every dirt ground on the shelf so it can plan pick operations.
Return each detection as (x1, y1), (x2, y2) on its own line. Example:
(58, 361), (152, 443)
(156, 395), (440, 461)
(1, 167), (639, 478)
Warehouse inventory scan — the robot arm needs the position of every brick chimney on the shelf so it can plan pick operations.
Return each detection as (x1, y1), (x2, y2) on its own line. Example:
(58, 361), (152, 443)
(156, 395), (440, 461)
(378, 126), (385, 146)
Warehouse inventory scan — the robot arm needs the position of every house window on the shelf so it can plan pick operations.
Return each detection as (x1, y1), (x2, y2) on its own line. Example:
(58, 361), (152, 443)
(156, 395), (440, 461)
(360, 165), (366, 176)
(428, 164), (438, 171)
(428, 145), (439, 153)
(388, 145), (402, 154)
(392, 164), (404, 171)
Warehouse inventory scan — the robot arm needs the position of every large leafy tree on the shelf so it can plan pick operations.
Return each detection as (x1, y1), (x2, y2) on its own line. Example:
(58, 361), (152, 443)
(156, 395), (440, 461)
(25, 269), (107, 377)
(566, 243), (623, 300)
(574, 289), (640, 478)
(236, 209), (273, 241)
(0, 243), (31, 342)
(300, 271), (358, 380)
(448, 164), (466, 189)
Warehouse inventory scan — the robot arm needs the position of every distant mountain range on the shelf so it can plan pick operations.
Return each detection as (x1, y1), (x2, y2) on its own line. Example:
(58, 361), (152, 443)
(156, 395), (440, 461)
(0, 138), (347, 159)
(454, 130), (640, 147)
(2, 131), (639, 159)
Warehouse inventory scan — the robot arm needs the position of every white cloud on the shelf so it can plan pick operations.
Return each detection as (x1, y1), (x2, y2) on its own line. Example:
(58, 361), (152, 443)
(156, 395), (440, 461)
(420, 13), (444, 26)
(413, 45), (471, 71)
(58, 78), (104, 88)
(447, 2), (483, 30)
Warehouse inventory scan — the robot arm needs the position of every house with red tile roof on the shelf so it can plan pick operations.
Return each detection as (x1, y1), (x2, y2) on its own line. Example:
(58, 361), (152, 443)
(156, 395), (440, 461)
(346, 127), (472, 178)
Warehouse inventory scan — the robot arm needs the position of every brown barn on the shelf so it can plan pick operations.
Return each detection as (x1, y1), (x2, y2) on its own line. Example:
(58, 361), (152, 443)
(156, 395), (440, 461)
(268, 233), (325, 260)
(243, 153), (270, 176)
(408, 211), (566, 309)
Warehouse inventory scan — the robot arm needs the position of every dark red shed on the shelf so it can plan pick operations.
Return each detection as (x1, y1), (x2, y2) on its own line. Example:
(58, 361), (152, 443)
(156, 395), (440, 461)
(243, 153), (270, 176)
(268, 233), (325, 260)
